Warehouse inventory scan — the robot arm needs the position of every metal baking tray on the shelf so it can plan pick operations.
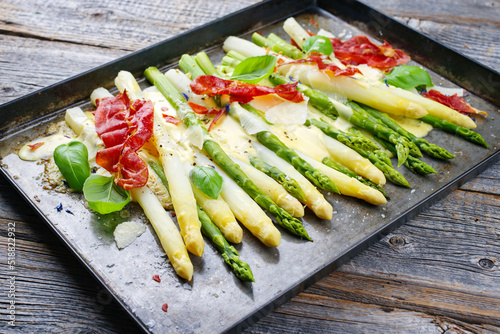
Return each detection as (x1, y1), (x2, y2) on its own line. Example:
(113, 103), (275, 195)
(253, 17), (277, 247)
(0, 0), (499, 333)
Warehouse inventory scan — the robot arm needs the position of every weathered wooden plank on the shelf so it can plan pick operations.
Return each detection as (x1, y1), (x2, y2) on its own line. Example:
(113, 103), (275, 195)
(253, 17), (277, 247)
(396, 18), (500, 71)
(308, 271), (500, 326)
(0, 0), (261, 50)
(0, 34), (126, 105)
(245, 293), (500, 334)
(362, 0), (500, 25)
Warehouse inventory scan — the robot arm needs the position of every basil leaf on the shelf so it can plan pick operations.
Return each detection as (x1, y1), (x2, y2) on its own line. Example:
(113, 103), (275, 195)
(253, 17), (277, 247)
(53, 141), (91, 191)
(189, 166), (223, 199)
(230, 55), (276, 84)
(83, 175), (130, 214)
(383, 65), (434, 90)
(302, 36), (333, 55)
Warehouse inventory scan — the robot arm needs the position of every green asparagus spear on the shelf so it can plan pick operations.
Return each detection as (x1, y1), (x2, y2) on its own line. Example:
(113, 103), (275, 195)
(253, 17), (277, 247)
(372, 135), (437, 175)
(321, 157), (389, 199)
(267, 33), (304, 60)
(225, 50), (247, 62)
(249, 156), (306, 202)
(360, 103), (455, 159)
(195, 52), (224, 77)
(197, 206), (254, 282)
(254, 130), (340, 194)
(148, 161), (170, 189)
(306, 118), (379, 152)
(179, 54), (206, 79)
(252, 32), (305, 60)
(144, 66), (310, 240)
(419, 114), (488, 148)
(347, 101), (414, 165)
(345, 127), (392, 167)
(252, 32), (274, 49)
(222, 55), (242, 69)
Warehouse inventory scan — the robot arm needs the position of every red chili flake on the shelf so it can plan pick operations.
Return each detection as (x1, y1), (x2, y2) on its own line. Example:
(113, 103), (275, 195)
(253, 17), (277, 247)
(152, 274), (161, 283)
(188, 102), (219, 115)
(162, 114), (182, 125)
(28, 142), (44, 150)
(171, 212), (176, 218)
(208, 105), (229, 132)
(257, 31), (262, 35)
(310, 19), (318, 26)
(162, 303), (169, 312)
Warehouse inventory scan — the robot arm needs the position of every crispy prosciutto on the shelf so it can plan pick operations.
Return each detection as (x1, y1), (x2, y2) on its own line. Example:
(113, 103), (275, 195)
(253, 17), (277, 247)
(94, 91), (154, 190)
(328, 36), (409, 71)
(190, 75), (304, 104)
(280, 52), (362, 77)
(422, 89), (488, 116)
(294, 32), (409, 71)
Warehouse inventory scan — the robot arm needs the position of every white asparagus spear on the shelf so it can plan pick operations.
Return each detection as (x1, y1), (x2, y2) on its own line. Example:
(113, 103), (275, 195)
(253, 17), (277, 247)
(278, 63), (427, 119)
(151, 100), (204, 257)
(131, 186), (193, 281)
(283, 17), (346, 68)
(189, 184), (243, 244)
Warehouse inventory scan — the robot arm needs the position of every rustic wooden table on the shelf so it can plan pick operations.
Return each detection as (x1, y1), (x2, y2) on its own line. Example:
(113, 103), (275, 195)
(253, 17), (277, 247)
(0, 0), (499, 333)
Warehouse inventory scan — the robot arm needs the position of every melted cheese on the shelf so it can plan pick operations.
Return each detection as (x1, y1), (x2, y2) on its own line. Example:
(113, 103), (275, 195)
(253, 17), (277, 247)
(210, 115), (256, 162)
(271, 124), (329, 161)
(18, 133), (73, 161)
(389, 115), (433, 138)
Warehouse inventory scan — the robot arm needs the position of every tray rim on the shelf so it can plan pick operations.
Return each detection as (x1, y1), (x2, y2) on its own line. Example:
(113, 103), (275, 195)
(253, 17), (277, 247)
(0, 0), (499, 333)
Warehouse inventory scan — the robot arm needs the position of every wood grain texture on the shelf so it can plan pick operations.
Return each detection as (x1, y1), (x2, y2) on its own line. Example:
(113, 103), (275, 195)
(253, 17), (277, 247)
(0, 0), (499, 333)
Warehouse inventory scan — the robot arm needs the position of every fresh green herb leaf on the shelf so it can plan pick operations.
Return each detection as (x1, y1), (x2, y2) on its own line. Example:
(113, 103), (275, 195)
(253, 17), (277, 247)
(189, 166), (223, 199)
(383, 65), (433, 90)
(230, 55), (276, 84)
(53, 141), (91, 191)
(83, 175), (130, 214)
(302, 36), (333, 55)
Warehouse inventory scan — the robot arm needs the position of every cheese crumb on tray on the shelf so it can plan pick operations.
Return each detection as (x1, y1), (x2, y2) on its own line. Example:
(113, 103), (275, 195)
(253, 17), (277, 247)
(114, 221), (147, 249)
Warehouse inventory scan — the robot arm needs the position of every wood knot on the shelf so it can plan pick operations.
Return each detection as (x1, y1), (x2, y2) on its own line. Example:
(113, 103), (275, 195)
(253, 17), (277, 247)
(478, 258), (495, 269)
(389, 236), (406, 247)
